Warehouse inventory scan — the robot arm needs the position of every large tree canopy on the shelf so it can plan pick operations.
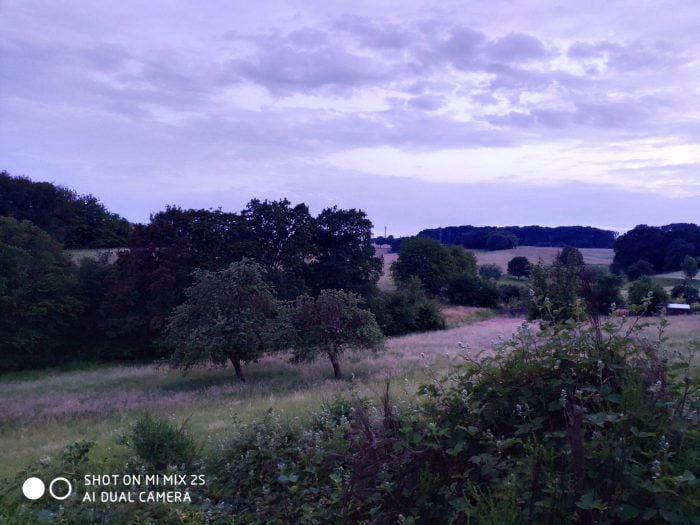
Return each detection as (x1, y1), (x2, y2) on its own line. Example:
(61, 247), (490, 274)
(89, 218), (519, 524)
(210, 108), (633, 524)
(0, 217), (82, 370)
(0, 171), (131, 248)
(310, 206), (382, 298)
(613, 223), (700, 274)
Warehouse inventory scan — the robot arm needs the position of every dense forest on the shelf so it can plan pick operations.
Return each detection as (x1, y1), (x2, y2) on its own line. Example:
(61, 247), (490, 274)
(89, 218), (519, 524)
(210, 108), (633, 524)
(375, 224), (617, 252)
(612, 223), (700, 274)
(0, 171), (132, 248)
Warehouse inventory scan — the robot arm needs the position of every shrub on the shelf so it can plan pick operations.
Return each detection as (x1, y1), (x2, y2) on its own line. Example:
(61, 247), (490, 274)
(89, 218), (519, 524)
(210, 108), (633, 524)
(478, 263), (502, 281)
(120, 413), (199, 471)
(626, 259), (655, 281)
(671, 284), (699, 304)
(628, 277), (669, 314)
(371, 277), (445, 336)
(498, 282), (527, 306)
(446, 274), (500, 308)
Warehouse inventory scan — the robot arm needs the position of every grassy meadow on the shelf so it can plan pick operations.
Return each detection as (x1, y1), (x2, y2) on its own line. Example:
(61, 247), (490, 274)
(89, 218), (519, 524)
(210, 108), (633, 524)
(2, 311), (698, 479)
(0, 312), (520, 477)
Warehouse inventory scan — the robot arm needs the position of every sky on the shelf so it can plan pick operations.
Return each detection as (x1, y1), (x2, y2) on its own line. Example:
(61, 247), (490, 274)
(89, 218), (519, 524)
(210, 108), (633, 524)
(1, 0), (699, 236)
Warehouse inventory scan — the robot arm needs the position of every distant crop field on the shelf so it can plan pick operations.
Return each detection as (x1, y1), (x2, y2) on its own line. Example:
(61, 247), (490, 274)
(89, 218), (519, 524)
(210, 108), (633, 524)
(64, 247), (125, 264)
(472, 246), (614, 270)
(377, 246), (615, 290)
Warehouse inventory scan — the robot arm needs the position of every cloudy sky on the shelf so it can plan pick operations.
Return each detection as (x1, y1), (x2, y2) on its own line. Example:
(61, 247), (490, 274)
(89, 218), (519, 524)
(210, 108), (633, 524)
(1, 0), (699, 235)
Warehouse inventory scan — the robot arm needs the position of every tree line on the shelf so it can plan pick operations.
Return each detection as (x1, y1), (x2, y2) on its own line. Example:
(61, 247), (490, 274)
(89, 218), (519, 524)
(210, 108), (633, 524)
(612, 223), (700, 276)
(0, 171), (132, 248)
(375, 224), (616, 252)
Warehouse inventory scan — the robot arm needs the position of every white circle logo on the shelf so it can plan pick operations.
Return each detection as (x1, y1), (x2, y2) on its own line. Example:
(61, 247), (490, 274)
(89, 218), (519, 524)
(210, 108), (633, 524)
(22, 477), (45, 500)
(49, 477), (72, 500)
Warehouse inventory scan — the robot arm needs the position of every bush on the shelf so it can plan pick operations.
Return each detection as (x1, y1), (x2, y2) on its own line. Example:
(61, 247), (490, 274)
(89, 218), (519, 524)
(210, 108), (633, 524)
(671, 284), (699, 304)
(447, 274), (500, 307)
(628, 277), (669, 314)
(626, 259), (655, 281)
(371, 277), (445, 336)
(120, 413), (199, 470)
(479, 263), (503, 281)
(498, 282), (527, 306)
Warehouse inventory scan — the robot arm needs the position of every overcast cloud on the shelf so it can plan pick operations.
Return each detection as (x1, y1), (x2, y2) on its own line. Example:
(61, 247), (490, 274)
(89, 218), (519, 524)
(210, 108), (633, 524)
(1, 0), (699, 234)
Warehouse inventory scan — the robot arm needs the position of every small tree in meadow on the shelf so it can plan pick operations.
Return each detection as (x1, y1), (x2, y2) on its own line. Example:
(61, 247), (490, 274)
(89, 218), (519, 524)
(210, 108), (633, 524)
(478, 263), (502, 281)
(284, 290), (383, 379)
(163, 259), (278, 382)
(507, 256), (531, 280)
(681, 255), (698, 281)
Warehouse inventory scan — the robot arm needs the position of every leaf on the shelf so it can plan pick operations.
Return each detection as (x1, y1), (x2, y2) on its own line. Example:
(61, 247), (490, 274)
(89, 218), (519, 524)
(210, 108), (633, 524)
(616, 504), (639, 519)
(576, 492), (607, 511)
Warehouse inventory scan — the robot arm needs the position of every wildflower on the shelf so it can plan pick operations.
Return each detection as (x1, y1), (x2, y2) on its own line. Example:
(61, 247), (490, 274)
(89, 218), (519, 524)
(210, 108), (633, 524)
(650, 459), (661, 480)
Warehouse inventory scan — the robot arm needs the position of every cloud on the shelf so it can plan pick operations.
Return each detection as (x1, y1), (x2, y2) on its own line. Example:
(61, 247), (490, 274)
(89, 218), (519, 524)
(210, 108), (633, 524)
(1, 0), (699, 233)
(483, 33), (552, 62)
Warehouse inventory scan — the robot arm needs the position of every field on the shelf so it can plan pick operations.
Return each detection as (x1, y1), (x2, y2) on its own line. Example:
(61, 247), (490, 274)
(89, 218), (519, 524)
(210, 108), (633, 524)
(2, 312), (698, 479)
(377, 246), (614, 290)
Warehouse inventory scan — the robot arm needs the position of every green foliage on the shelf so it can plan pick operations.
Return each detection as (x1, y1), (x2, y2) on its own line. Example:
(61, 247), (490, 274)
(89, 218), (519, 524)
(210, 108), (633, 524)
(0, 171), (131, 248)
(391, 237), (477, 296)
(100, 207), (248, 359)
(163, 259), (278, 381)
(119, 413), (200, 470)
(3, 314), (699, 524)
(528, 259), (583, 322)
(498, 282), (527, 306)
(586, 267), (625, 314)
(241, 198), (316, 274)
(310, 206), (382, 298)
(391, 237), (453, 295)
(559, 246), (584, 267)
(671, 283), (699, 304)
(681, 255), (698, 280)
(446, 274), (500, 308)
(613, 223), (700, 274)
(283, 289), (384, 378)
(626, 259), (655, 281)
(486, 229), (518, 250)
(371, 277), (446, 336)
(507, 256), (532, 280)
(0, 217), (82, 370)
(479, 263), (503, 281)
(628, 277), (669, 314)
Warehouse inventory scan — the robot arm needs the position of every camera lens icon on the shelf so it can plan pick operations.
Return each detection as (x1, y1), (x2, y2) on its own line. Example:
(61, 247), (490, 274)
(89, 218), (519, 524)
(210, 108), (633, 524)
(22, 477), (45, 500)
(22, 477), (72, 500)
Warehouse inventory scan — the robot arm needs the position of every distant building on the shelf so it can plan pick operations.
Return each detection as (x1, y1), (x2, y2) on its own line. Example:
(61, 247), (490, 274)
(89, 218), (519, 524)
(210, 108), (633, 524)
(666, 303), (691, 316)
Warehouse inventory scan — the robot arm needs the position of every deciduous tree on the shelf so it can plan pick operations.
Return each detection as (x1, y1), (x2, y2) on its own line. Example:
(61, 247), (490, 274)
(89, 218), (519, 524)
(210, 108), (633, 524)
(163, 259), (278, 382)
(284, 290), (383, 379)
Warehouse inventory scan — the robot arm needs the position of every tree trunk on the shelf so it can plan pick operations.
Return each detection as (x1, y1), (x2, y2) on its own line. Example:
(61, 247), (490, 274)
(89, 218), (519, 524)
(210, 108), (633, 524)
(329, 353), (342, 379)
(230, 357), (246, 382)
